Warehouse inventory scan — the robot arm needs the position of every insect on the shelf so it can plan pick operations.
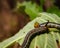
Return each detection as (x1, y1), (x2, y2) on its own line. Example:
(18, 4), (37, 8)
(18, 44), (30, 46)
(34, 21), (60, 29)
(21, 26), (48, 48)
(20, 21), (60, 48)
(40, 22), (60, 29)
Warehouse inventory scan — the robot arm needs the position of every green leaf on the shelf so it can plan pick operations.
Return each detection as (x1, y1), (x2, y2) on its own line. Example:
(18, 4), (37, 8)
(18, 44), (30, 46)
(25, 2), (39, 20)
(47, 6), (60, 17)
(16, 1), (43, 20)
(0, 13), (60, 48)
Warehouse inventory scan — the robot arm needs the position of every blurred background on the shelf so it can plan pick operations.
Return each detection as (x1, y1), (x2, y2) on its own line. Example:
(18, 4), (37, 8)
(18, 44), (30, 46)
(0, 0), (60, 43)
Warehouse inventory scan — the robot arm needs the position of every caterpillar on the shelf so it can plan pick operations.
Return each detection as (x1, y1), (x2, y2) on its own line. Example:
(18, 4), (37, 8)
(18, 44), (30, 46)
(20, 21), (60, 48)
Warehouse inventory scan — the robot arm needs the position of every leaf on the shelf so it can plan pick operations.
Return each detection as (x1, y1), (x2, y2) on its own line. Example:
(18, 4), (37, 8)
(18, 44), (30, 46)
(16, 1), (43, 20)
(0, 13), (60, 48)
(25, 2), (40, 20)
(47, 6), (60, 17)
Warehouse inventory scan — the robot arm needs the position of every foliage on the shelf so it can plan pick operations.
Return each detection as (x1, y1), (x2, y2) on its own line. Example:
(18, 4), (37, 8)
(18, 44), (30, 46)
(16, 1), (43, 20)
(25, 1), (43, 20)
(24, 1), (60, 18)
(0, 0), (60, 48)
(47, 6), (60, 17)
(0, 13), (60, 48)
(16, 1), (60, 20)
